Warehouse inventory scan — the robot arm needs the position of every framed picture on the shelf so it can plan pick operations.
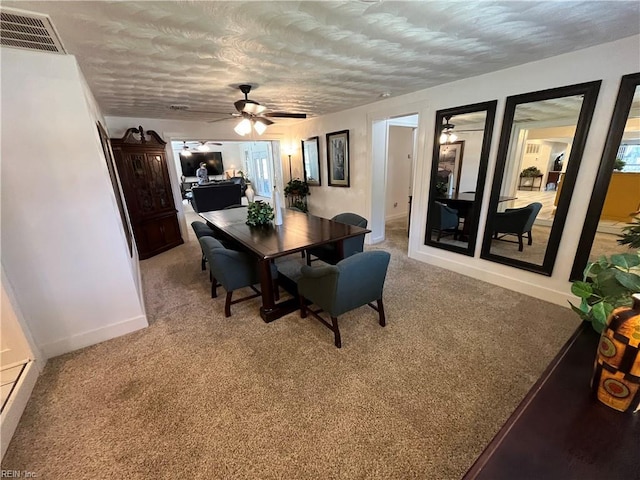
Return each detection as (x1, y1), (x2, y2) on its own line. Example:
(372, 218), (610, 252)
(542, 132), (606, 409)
(96, 121), (133, 257)
(326, 129), (350, 187)
(437, 141), (464, 196)
(301, 136), (321, 186)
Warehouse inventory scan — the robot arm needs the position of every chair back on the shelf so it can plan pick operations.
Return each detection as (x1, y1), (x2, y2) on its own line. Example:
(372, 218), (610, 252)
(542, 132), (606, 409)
(333, 251), (390, 316)
(191, 220), (215, 239)
(332, 212), (368, 257)
(433, 202), (459, 230)
(523, 202), (543, 231)
(199, 237), (258, 290)
(495, 207), (533, 233)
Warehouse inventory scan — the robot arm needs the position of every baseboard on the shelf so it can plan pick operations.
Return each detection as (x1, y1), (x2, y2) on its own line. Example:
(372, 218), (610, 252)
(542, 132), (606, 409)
(39, 315), (148, 359)
(1, 360), (39, 460)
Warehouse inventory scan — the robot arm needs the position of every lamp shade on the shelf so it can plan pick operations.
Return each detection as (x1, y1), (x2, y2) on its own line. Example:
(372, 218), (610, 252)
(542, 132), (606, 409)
(234, 118), (252, 136)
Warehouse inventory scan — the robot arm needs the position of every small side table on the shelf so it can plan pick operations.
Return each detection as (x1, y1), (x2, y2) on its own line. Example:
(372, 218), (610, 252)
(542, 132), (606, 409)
(518, 174), (543, 191)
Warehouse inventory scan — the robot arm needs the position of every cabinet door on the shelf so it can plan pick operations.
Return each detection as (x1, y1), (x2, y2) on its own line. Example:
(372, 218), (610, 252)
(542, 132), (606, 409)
(145, 152), (175, 213)
(135, 214), (183, 259)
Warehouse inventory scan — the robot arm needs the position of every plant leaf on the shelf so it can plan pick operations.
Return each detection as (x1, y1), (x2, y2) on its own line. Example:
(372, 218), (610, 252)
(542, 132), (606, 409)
(611, 253), (640, 270)
(614, 270), (640, 292)
(571, 281), (593, 299)
(591, 301), (608, 325)
(569, 302), (589, 320)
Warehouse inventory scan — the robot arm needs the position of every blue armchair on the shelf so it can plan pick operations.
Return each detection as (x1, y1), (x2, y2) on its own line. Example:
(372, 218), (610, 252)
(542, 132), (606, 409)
(432, 201), (459, 241)
(306, 212), (368, 265)
(493, 202), (543, 251)
(199, 236), (278, 317)
(297, 250), (391, 348)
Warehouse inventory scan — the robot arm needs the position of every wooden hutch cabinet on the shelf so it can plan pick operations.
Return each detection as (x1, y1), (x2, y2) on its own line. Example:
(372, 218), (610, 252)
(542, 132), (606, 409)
(111, 126), (183, 259)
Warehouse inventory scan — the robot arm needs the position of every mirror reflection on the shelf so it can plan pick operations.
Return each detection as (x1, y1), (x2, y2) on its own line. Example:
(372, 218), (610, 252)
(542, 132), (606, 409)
(425, 101), (497, 256)
(482, 81), (601, 275)
(302, 136), (321, 186)
(572, 76), (640, 279)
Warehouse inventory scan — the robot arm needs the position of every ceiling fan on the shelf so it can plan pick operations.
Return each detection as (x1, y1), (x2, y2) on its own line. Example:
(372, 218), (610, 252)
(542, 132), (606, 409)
(180, 140), (223, 156)
(210, 84), (307, 135)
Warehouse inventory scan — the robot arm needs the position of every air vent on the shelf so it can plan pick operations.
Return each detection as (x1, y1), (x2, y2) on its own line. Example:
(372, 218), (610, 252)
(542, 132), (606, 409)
(0, 8), (66, 54)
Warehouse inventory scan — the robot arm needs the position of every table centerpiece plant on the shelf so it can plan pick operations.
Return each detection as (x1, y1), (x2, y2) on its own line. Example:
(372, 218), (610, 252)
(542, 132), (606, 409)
(246, 200), (274, 226)
(520, 166), (542, 177)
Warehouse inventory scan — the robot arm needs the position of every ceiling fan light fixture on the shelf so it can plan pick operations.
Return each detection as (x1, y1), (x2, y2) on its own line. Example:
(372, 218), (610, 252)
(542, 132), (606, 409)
(197, 142), (210, 152)
(253, 119), (267, 135)
(234, 118), (252, 136)
(439, 115), (457, 144)
(181, 141), (192, 156)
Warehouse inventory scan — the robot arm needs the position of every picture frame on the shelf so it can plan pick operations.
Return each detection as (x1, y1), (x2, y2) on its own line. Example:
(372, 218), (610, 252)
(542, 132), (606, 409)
(301, 136), (321, 186)
(96, 121), (133, 257)
(326, 129), (350, 187)
(436, 140), (465, 196)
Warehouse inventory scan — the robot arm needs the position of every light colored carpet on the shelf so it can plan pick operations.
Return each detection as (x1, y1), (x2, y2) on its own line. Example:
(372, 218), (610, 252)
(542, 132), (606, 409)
(1, 217), (581, 479)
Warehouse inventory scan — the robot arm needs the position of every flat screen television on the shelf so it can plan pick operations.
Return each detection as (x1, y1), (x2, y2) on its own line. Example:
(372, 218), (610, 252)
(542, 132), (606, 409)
(180, 152), (224, 176)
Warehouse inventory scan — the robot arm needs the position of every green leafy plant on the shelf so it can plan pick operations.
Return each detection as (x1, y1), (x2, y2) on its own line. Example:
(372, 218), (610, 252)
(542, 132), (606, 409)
(236, 170), (250, 184)
(284, 178), (310, 197)
(618, 216), (640, 249)
(246, 200), (274, 226)
(435, 181), (448, 196)
(570, 252), (640, 333)
(520, 166), (542, 177)
(613, 157), (626, 171)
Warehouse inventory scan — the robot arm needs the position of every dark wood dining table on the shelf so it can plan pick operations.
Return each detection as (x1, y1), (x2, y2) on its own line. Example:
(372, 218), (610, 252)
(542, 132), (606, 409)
(198, 207), (371, 322)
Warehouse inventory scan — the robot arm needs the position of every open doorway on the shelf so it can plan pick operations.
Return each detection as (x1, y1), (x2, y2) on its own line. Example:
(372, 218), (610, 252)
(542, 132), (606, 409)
(371, 114), (418, 250)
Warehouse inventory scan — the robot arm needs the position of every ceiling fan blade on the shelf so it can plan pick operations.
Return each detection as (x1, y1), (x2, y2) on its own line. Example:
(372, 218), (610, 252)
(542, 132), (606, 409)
(256, 117), (274, 126)
(208, 117), (234, 124)
(263, 112), (307, 119)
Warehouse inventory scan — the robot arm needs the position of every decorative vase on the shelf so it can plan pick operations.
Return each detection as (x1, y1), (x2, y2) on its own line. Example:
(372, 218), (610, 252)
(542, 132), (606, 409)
(245, 183), (255, 203)
(591, 293), (640, 413)
(272, 186), (283, 226)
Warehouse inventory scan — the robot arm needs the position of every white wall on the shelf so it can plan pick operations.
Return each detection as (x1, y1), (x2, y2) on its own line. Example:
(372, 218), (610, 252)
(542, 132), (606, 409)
(386, 126), (413, 220)
(285, 35), (640, 307)
(1, 48), (147, 358)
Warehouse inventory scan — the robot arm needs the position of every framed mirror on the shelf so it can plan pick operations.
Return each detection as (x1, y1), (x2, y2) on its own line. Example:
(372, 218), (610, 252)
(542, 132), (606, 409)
(481, 81), (601, 275)
(571, 73), (640, 280)
(425, 100), (497, 256)
(301, 136), (321, 186)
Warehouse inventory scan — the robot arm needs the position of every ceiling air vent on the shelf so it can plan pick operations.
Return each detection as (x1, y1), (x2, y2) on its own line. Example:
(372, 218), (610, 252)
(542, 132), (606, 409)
(0, 8), (66, 54)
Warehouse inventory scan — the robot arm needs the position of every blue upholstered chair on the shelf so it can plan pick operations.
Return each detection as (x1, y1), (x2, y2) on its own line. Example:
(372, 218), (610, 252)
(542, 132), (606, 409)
(199, 236), (278, 317)
(493, 202), (543, 251)
(306, 212), (368, 265)
(432, 201), (459, 241)
(297, 250), (391, 348)
(191, 221), (217, 271)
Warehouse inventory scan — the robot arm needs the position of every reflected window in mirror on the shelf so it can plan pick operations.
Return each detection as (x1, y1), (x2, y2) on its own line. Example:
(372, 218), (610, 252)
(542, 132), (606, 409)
(425, 100), (497, 256)
(481, 81), (601, 275)
(302, 136), (321, 186)
(571, 73), (640, 280)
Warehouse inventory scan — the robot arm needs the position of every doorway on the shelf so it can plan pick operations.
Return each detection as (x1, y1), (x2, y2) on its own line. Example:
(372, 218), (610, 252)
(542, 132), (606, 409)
(371, 114), (418, 248)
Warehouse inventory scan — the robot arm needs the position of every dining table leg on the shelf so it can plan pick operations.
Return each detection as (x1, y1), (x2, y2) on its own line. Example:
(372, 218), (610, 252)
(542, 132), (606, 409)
(258, 258), (304, 323)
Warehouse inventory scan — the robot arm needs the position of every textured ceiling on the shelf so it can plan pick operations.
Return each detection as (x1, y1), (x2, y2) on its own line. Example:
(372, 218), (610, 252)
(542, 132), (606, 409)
(3, 1), (639, 122)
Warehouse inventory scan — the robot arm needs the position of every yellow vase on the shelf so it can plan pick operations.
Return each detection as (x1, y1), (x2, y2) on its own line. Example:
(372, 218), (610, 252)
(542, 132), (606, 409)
(591, 293), (640, 413)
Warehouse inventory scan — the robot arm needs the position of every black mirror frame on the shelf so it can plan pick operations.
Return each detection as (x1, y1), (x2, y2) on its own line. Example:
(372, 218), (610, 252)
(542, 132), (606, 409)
(570, 72), (640, 280)
(424, 100), (498, 256)
(481, 80), (602, 276)
(301, 136), (321, 186)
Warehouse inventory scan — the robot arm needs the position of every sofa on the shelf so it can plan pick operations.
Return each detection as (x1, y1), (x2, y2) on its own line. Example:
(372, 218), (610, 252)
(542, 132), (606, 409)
(190, 182), (242, 213)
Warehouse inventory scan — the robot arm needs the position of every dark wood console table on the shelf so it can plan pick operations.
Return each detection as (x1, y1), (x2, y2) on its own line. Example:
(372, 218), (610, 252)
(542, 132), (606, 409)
(463, 322), (639, 480)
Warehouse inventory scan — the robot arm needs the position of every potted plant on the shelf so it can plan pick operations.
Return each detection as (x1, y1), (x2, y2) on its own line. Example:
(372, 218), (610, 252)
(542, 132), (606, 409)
(284, 178), (310, 212)
(520, 166), (542, 177)
(569, 252), (640, 333)
(618, 215), (640, 249)
(246, 200), (274, 226)
(613, 157), (626, 171)
(284, 178), (310, 197)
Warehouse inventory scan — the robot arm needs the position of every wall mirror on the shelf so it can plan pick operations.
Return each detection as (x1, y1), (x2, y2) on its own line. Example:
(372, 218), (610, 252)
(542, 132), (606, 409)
(301, 136), (321, 186)
(425, 100), (497, 256)
(481, 81), (601, 275)
(571, 73), (640, 280)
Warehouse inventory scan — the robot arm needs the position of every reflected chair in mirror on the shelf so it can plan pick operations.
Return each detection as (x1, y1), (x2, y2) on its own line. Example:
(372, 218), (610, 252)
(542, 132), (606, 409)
(297, 251), (391, 348)
(493, 202), (543, 251)
(199, 237), (279, 317)
(433, 201), (460, 241)
(306, 212), (368, 265)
